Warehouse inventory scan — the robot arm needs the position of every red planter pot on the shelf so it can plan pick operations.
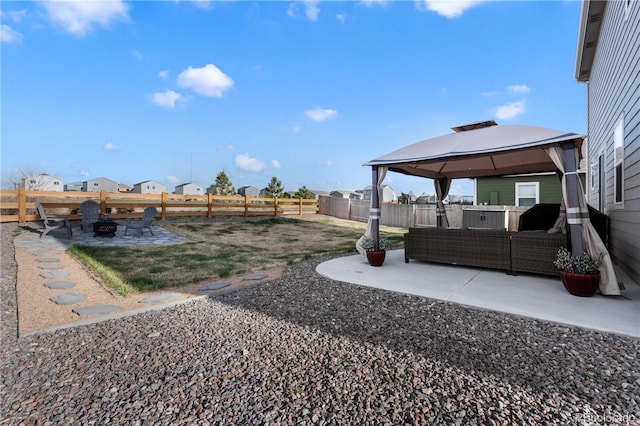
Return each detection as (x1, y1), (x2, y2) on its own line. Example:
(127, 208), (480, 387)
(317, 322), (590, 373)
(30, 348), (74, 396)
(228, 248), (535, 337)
(366, 250), (386, 267)
(559, 271), (600, 297)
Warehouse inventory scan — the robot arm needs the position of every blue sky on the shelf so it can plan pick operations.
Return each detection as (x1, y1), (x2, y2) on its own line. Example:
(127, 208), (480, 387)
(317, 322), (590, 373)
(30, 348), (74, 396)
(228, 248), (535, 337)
(1, 0), (586, 196)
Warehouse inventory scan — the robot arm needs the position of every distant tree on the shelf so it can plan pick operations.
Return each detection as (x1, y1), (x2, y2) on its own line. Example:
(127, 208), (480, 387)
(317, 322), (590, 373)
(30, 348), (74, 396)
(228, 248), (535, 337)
(398, 192), (412, 204)
(264, 176), (284, 198)
(1, 167), (56, 190)
(293, 186), (315, 199)
(208, 171), (236, 195)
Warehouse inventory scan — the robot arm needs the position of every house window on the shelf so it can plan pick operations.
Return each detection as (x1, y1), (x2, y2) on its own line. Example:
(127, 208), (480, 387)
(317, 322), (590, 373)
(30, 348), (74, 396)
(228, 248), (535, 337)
(515, 182), (539, 206)
(614, 117), (624, 205)
(590, 162), (599, 191)
(94, 183), (99, 186)
(53, 181), (60, 185)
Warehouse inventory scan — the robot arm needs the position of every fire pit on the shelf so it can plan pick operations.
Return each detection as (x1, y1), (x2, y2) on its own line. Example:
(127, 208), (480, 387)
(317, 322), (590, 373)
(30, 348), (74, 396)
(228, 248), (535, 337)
(93, 221), (118, 237)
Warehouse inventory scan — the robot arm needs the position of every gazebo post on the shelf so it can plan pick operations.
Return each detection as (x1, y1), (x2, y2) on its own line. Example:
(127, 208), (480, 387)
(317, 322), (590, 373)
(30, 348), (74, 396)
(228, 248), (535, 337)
(371, 166), (380, 251)
(562, 142), (585, 256)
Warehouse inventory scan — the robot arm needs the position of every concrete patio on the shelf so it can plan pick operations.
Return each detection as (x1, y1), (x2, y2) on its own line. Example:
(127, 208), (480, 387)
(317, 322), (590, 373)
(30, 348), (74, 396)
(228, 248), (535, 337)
(317, 249), (640, 338)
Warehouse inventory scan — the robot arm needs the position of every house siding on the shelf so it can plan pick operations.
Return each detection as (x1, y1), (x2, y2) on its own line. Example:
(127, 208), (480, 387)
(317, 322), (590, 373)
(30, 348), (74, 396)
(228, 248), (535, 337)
(476, 175), (567, 205)
(132, 180), (167, 194)
(83, 178), (118, 193)
(584, 0), (640, 282)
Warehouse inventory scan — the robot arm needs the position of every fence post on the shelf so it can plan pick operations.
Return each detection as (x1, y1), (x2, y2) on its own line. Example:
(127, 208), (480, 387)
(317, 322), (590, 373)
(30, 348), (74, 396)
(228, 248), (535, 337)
(161, 192), (167, 220)
(298, 198), (303, 215)
(207, 193), (212, 218)
(245, 195), (249, 217)
(18, 187), (26, 224)
(100, 190), (107, 214)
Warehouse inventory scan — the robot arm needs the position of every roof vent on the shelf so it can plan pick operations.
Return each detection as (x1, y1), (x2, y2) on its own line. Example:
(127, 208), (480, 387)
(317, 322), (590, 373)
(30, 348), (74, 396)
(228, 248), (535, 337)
(585, 41), (595, 48)
(451, 120), (498, 133)
(589, 12), (601, 23)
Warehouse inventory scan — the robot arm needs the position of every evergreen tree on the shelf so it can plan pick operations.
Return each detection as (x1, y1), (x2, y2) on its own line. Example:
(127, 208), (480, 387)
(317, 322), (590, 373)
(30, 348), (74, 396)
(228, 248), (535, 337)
(293, 186), (314, 199)
(264, 176), (284, 198)
(208, 171), (236, 195)
(398, 192), (412, 204)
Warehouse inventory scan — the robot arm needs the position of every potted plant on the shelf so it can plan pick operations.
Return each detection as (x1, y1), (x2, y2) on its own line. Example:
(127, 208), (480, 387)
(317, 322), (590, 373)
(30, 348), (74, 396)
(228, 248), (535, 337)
(553, 247), (604, 297)
(361, 235), (388, 267)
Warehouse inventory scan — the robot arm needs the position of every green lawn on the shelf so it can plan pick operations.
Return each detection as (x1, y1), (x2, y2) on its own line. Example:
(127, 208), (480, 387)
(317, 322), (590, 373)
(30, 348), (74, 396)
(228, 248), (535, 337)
(69, 216), (405, 296)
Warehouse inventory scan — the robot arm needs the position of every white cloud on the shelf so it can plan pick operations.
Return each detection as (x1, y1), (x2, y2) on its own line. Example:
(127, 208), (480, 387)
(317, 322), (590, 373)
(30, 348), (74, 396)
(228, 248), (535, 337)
(235, 154), (266, 172)
(320, 160), (336, 166)
(167, 175), (180, 184)
(415, 0), (486, 18)
(177, 64), (234, 97)
(304, 107), (338, 122)
(507, 84), (531, 94)
(2, 9), (28, 23)
(104, 142), (117, 151)
(188, 0), (213, 9)
(152, 90), (185, 108)
(0, 24), (23, 43)
(361, 0), (388, 7)
(336, 13), (346, 23)
(288, 1), (320, 21)
(80, 170), (90, 177)
(271, 160), (282, 169)
(493, 100), (526, 120)
(40, 0), (130, 36)
(159, 70), (169, 80)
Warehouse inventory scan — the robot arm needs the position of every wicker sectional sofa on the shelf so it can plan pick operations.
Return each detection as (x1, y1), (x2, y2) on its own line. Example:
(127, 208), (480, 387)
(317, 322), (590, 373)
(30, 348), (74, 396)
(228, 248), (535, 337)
(404, 227), (568, 276)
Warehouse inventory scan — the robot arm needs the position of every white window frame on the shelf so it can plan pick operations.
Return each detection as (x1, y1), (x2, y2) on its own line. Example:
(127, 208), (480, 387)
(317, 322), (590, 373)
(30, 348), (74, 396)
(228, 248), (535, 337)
(614, 116), (624, 207)
(625, 0), (633, 21)
(515, 182), (540, 207)
(589, 161), (599, 191)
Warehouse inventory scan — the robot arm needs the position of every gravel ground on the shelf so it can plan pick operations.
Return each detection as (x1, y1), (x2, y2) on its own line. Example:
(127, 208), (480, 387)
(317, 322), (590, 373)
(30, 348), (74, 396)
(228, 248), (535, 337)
(1, 223), (639, 425)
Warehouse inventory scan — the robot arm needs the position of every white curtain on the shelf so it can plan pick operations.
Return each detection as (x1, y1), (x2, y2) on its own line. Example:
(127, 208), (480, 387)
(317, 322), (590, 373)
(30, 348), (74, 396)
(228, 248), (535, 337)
(545, 147), (619, 295)
(435, 177), (451, 228)
(356, 167), (388, 257)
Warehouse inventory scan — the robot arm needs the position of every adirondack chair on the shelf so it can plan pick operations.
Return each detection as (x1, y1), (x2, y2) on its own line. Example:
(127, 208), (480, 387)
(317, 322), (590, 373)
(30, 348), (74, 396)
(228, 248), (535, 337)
(125, 206), (157, 236)
(35, 200), (72, 238)
(80, 200), (100, 233)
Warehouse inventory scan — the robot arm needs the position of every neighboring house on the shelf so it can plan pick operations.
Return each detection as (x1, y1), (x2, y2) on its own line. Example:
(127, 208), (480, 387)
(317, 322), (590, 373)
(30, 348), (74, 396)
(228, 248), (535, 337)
(21, 174), (63, 191)
(308, 189), (330, 199)
(175, 182), (204, 195)
(361, 185), (398, 203)
(575, 0), (640, 282)
(448, 194), (474, 205)
(82, 177), (118, 193)
(238, 186), (260, 197)
(131, 180), (167, 194)
(330, 190), (361, 200)
(118, 183), (132, 193)
(475, 172), (585, 206)
(65, 181), (84, 192)
(415, 193), (436, 204)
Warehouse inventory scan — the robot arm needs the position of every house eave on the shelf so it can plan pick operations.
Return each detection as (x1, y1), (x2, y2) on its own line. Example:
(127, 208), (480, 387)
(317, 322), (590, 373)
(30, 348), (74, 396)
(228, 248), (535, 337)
(575, 0), (606, 82)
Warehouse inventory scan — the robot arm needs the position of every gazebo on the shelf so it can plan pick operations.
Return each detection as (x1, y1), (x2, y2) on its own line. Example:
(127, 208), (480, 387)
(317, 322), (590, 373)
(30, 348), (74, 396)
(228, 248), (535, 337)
(362, 121), (619, 295)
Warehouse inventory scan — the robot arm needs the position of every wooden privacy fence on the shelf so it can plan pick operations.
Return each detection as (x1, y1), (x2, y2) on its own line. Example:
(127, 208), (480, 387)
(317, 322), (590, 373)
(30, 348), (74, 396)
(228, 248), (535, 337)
(0, 189), (319, 224)
(318, 196), (529, 231)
